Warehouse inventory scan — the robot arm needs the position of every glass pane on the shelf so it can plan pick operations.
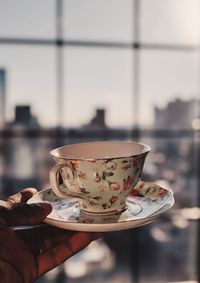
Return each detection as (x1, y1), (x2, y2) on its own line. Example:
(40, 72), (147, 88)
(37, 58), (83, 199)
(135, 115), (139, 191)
(140, 0), (200, 45)
(0, 70), (6, 127)
(0, 46), (57, 127)
(0, 136), (57, 198)
(138, 135), (199, 282)
(139, 50), (200, 129)
(64, 0), (134, 42)
(63, 48), (134, 128)
(0, 0), (55, 39)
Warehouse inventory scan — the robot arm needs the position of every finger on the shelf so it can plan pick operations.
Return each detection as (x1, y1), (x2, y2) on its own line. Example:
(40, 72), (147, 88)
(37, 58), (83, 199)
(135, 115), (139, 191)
(37, 232), (101, 276)
(6, 188), (38, 203)
(1, 202), (52, 226)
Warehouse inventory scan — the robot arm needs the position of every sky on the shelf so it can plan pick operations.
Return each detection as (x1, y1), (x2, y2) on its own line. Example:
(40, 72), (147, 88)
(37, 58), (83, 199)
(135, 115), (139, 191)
(0, 0), (200, 128)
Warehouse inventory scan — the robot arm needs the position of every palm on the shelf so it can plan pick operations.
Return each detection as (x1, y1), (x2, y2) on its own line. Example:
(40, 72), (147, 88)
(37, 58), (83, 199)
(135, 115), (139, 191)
(0, 188), (100, 283)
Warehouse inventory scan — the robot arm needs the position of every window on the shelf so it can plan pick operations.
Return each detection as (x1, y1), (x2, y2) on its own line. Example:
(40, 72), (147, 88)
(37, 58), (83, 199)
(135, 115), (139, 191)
(0, 1), (199, 282)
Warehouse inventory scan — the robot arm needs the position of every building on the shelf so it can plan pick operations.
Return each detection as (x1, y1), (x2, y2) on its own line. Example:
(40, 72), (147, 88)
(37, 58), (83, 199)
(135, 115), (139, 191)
(154, 98), (200, 130)
(8, 105), (40, 128)
(83, 108), (107, 129)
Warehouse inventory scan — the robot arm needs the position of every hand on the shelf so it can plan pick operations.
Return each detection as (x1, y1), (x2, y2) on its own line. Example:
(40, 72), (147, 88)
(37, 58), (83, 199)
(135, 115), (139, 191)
(0, 188), (101, 283)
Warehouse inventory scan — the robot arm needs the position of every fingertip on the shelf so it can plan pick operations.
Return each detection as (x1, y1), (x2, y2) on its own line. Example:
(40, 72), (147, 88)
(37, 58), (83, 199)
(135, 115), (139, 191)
(21, 187), (38, 194)
(20, 188), (38, 202)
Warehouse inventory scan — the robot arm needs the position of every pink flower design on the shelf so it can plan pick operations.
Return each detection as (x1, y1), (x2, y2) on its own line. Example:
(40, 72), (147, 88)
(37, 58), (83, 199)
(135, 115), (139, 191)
(129, 189), (141, 197)
(110, 195), (118, 204)
(93, 172), (101, 182)
(132, 156), (144, 168)
(109, 182), (121, 191)
(158, 188), (167, 198)
(123, 176), (134, 191)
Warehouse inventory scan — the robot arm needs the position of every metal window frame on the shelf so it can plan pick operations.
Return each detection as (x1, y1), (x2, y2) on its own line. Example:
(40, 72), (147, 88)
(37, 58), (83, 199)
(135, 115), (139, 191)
(0, 0), (200, 282)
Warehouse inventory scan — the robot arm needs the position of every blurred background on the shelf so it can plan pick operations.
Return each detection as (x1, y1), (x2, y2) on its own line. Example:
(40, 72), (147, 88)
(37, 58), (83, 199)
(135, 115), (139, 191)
(0, 0), (200, 282)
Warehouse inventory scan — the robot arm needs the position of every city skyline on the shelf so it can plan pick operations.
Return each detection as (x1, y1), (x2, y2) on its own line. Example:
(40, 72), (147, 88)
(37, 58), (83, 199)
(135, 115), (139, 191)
(0, 0), (200, 128)
(5, 96), (200, 130)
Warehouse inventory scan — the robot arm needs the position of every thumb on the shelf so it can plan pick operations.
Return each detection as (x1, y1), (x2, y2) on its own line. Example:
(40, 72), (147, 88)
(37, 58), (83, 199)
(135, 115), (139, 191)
(0, 202), (52, 226)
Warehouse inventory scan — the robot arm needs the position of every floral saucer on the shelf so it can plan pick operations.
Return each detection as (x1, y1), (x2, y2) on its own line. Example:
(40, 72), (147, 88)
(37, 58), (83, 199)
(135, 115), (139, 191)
(27, 181), (174, 232)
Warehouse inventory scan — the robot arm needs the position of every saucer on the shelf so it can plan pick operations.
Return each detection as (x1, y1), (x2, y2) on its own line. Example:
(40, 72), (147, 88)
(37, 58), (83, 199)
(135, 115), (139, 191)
(27, 182), (174, 232)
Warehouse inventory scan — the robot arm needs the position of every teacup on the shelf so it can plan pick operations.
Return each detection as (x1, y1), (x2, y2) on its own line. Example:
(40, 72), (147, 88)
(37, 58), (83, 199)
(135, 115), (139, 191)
(50, 141), (150, 215)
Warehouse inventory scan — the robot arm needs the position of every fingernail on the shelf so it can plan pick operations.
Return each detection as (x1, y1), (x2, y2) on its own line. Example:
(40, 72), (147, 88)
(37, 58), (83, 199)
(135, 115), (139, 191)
(37, 202), (52, 215)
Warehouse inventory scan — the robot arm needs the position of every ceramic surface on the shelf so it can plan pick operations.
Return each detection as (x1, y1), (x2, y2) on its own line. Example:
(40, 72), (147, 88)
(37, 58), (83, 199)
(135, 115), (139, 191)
(50, 141), (150, 214)
(28, 181), (174, 232)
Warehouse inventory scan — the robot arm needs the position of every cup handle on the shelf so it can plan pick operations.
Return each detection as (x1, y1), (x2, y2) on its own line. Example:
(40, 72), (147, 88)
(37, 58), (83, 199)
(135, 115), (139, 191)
(50, 163), (84, 199)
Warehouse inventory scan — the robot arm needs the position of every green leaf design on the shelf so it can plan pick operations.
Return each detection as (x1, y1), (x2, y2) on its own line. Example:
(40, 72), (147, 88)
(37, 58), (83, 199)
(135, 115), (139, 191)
(102, 171), (107, 180)
(106, 172), (114, 177)
(121, 160), (129, 164)
(80, 188), (90, 194)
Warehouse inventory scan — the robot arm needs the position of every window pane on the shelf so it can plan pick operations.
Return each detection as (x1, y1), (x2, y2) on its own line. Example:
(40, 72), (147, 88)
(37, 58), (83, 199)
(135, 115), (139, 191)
(64, 0), (134, 42)
(0, 136), (57, 197)
(139, 51), (200, 128)
(0, 70), (5, 126)
(63, 48), (134, 128)
(140, 0), (200, 45)
(139, 135), (198, 282)
(0, 0), (55, 39)
(0, 46), (57, 127)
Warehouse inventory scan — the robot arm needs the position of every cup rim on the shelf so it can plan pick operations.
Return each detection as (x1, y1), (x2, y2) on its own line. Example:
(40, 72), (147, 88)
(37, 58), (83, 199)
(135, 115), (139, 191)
(50, 140), (151, 161)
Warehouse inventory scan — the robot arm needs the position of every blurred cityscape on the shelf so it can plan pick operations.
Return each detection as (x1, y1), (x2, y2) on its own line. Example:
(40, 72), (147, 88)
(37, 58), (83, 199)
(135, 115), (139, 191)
(0, 67), (200, 282)
(1, 1), (200, 281)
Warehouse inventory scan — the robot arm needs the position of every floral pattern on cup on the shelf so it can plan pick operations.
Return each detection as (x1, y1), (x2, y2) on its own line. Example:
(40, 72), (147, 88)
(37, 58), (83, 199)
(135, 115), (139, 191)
(50, 141), (151, 214)
(123, 176), (135, 191)
(109, 182), (121, 191)
(57, 154), (148, 213)
(103, 160), (117, 171)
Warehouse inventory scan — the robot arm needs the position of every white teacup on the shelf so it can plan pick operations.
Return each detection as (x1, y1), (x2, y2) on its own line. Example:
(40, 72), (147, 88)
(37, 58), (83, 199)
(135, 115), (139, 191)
(50, 141), (150, 215)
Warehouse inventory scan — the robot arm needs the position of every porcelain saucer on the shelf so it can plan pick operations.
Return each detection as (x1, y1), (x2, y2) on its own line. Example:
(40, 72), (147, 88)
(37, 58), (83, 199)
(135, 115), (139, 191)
(27, 181), (174, 232)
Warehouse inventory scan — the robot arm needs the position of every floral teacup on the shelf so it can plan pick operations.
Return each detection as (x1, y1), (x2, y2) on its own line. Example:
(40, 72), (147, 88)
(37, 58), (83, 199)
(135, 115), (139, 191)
(50, 141), (150, 215)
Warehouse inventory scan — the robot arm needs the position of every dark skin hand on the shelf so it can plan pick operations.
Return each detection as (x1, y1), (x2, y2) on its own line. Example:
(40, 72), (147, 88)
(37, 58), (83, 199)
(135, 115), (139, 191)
(0, 188), (101, 283)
